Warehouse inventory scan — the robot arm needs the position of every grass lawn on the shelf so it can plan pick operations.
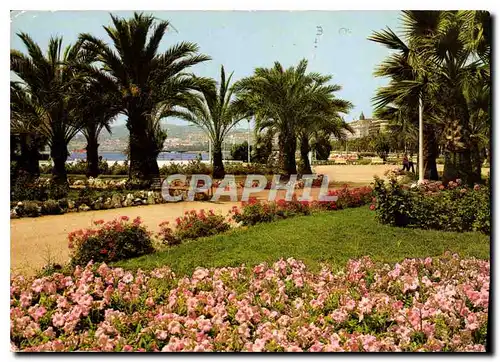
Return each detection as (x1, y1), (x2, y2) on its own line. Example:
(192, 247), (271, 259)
(115, 206), (490, 276)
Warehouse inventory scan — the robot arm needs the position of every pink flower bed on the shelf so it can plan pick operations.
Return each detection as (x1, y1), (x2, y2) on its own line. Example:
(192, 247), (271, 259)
(10, 253), (488, 352)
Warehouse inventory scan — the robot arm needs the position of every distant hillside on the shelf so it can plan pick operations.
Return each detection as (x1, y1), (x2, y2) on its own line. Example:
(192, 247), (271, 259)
(101, 122), (250, 140)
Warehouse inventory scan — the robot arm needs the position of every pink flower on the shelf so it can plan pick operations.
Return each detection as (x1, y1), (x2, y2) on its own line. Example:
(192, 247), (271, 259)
(52, 312), (65, 328)
(122, 273), (134, 284)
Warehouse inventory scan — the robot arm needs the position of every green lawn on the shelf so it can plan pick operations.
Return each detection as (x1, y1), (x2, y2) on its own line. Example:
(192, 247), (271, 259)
(114, 206), (490, 276)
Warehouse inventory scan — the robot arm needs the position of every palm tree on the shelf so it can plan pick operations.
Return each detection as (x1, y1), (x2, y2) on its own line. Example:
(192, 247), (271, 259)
(78, 12), (212, 183)
(10, 83), (46, 177)
(234, 59), (341, 175)
(11, 34), (89, 185)
(369, 13), (444, 181)
(73, 79), (121, 177)
(370, 10), (491, 185)
(176, 65), (244, 179)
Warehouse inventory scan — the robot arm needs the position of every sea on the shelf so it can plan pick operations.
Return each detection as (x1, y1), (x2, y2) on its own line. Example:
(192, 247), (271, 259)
(69, 151), (210, 162)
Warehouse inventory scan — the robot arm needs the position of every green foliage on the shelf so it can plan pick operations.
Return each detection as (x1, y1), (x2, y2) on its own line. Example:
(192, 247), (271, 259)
(313, 135), (333, 160)
(373, 178), (490, 234)
(11, 171), (44, 201)
(69, 217), (154, 266)
(230, 141), (251, 162)
(231, 198), (311, 226)
(47, 181), (69, 200)
(157, 210), (231, 246)
(251, 131), (274, 164)
(108, 161), (128, 175)
(18, 201), (42, 217)
(41, 199), (63, 215)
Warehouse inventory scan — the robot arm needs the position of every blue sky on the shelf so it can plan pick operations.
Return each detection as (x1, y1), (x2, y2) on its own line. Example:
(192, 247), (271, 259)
(11, 10), (402, 127)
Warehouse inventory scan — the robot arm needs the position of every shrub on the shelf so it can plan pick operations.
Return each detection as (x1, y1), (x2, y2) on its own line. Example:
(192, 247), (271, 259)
(20, 201), (42, 217)
(11, 172), (46, 201)
(41, 199), (63, 215)
(39, 163), (52, 174)
(47, 181), (69, 200)
(372, 177), (490, 234)
(68, 216), (155, 266)
(65, 159), (88, 174)
(231, 187), (373, 226)
(157, 209), (231, 246)
(328, 186), (373, 209)
(231, 197), (312, 226)
(109, 161), (128, 176)
(77, 186), (97, 206)
(356, 159), (372, 165)
(10, 254), (489, 352)
(160, 160), (212, 176)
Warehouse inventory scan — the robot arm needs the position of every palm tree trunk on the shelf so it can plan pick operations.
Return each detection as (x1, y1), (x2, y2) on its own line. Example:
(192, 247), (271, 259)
(299, 134), (312, 174)
(212, 142), (225, 179)
(50, 139), (69, 185)
(128, 115), (152, 182)
(443, 151), (458, 183)
(85, 136), (100, 178)
(423, 125), (439, 180)
(278, 131), (297, 175)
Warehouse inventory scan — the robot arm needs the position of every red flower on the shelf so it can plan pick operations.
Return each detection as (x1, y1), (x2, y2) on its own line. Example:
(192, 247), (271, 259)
(100, 249), (108, 254)
(120, 216), (129, 222)
(370, 204), (376, 211)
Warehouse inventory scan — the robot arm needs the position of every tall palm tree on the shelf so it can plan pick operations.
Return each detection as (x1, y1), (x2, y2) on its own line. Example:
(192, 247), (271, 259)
(234, 59), (341, 175)
(176, 65), (244, 178)
(370, 10), (490, 185)
(10, 83), (46, 177)
(11, 34), (89, 185)
(369, 12), (446, 181)
(78, 12), (212, 183)
(72, 79), (121, 177)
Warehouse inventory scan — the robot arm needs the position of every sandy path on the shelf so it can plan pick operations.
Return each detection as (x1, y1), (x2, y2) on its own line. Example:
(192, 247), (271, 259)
(314, 164), (394, 184)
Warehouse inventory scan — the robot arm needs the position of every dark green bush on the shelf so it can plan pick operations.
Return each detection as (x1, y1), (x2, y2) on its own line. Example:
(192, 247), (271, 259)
(41, 199), (63, 215)
(373, 178), (490, 234)
(20, 201), (42, 217)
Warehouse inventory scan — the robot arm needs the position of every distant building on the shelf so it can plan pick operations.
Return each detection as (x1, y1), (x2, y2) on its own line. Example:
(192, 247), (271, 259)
(344, 112), (388, 140)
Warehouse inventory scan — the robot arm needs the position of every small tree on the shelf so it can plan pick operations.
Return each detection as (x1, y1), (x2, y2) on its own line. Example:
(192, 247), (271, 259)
(374, 132), (390, 161)
(230, 141), (252, 162)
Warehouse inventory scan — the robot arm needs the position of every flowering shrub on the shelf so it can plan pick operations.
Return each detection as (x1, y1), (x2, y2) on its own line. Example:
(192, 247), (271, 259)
(231, 197), (312, 226)
(372, 177), (490, 234)
(10, 253), (489, 352)
(231, 187), (373, 226)
(327, 186), (373, 209)
(68, 217), (155, 266)
(158, 210), (231, 246)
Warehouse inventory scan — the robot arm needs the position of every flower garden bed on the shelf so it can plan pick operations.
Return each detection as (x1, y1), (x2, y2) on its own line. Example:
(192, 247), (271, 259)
(230, 186), (373, 226)
(10, 253), (489, 352)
